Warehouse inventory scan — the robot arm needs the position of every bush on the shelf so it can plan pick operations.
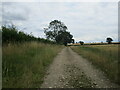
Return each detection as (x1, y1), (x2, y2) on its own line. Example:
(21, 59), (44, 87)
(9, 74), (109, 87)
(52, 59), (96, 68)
(2, 25), (56, 45)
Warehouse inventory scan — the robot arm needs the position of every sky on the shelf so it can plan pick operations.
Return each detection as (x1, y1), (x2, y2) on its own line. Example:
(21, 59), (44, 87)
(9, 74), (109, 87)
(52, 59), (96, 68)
(1, 0), (119, 43)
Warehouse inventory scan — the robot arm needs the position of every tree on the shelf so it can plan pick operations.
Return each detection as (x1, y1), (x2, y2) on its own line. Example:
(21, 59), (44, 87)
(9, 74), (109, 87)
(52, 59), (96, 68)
(2, 24), (55, 44)
(55, 30), (73, 46)
(44, 20), (67, 41)
(44, 20), (73, 45)
(79, 41), (84, 45)
(106, 37), (113, 44)
(71, 39), (75, 44)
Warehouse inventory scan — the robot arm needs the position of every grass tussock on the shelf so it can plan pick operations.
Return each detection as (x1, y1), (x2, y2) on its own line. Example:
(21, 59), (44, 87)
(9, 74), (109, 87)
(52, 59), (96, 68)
(71, 44), (119, 84)
(2, 42), (63, 88)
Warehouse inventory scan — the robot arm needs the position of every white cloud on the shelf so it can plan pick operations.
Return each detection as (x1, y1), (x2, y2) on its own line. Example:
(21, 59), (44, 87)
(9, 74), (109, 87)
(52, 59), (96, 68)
(2, 0), (119, 2)
(1, 2), (118, 42)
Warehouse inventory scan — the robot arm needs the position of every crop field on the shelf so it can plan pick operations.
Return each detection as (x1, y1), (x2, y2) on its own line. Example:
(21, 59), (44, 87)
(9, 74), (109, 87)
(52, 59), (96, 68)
(71, 44), (119, 84)
(2, 42), (63, 88)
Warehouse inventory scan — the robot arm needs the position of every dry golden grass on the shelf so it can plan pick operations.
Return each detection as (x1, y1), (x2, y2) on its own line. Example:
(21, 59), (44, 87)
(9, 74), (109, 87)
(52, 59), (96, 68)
(71, 44), (119, 84)
(2, 42), (63, 88)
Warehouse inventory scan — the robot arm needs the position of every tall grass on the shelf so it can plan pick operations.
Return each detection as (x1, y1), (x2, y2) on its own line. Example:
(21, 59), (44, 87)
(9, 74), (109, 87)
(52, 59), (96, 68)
(71, 44), (119, 84)
(2, 42), (63, 88)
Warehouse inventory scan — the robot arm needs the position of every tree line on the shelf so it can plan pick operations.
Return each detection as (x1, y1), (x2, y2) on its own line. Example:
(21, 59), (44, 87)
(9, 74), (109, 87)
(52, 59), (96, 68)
(2, 20), (116, 46)
(2, 25), (56, 45)
(2, 20), (75, 46)
(44, 20), (74, 46)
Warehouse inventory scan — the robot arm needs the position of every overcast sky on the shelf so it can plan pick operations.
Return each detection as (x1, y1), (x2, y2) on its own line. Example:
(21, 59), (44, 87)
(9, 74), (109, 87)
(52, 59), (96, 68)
(1, 1), (118, 43)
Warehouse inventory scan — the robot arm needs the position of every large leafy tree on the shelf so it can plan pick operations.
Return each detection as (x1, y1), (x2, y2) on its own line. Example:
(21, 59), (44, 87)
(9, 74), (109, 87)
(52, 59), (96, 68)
(44, 20), (67, 40)
(79, 41), (84, 45)
(55, 30), (73, 46)
(106, 37), (113, 44)
(44, 20), (73, 45)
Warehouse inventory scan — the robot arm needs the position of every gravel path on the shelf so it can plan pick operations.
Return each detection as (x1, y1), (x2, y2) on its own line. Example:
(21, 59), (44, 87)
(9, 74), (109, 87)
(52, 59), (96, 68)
(41, 47), (119, 88)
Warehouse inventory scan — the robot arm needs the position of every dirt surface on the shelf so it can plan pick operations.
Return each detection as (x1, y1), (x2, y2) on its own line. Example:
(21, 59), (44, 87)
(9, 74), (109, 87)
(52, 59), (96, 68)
(41, 47), (119, 88)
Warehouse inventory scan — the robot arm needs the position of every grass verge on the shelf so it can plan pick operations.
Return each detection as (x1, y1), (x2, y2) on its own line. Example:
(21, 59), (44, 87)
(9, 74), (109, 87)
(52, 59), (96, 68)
(2, 42), (63, 88)
(71, 44), (119, 84)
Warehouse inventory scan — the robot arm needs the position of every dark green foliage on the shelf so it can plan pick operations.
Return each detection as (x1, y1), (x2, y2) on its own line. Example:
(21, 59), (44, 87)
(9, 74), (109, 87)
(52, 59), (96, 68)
(2, 25), (55, 45)
(71, 39), (75, 44)
(106, 37), (113, 44)
(79, 41), (84, 45)
(44, 20), (67, 40)
(55, 30), (73, 46)
(44, 20), (73, 45)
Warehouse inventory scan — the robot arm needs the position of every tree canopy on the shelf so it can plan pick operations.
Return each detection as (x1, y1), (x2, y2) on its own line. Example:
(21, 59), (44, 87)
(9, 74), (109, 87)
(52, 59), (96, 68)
(79, 41), (84, 45)
(2, 25), (55, 44)
(44, 20), (74, 45)
(106, 37), (113, 44)
(55, 30), (73, 46)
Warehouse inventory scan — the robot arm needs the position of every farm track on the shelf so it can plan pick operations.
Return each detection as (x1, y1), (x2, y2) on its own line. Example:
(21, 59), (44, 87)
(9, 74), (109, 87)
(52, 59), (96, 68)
(41, 47), (119, 88)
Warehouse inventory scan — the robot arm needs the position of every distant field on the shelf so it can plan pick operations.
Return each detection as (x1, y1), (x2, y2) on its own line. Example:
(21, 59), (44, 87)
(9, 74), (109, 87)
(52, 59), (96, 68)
(2, 42), (63, 88)
(71, 44), (119, 84)
(68, 42), (120, 46)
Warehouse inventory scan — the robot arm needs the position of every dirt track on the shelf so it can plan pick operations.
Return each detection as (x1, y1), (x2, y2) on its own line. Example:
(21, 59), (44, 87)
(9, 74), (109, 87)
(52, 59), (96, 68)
(41, 47), (119, 88)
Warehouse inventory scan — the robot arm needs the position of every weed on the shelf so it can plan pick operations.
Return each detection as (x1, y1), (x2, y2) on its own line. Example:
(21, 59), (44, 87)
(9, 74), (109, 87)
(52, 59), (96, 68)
(71, 44), (119, 84)
(2, 42), (63, 88)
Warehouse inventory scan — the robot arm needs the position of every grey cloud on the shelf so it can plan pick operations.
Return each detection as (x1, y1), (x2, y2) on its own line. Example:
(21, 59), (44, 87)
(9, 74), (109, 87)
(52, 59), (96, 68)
(1, 2), (118, 42)
(3, 12), (27, 21)
(2, 2), (30, 22)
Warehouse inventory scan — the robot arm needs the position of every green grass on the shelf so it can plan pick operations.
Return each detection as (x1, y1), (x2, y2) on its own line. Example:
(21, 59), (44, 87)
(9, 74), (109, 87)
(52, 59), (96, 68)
(2, 42), (63, 88)
(71, 44), (119, 84)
